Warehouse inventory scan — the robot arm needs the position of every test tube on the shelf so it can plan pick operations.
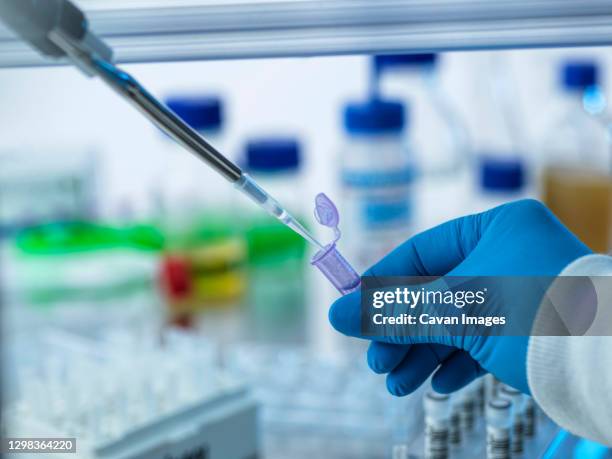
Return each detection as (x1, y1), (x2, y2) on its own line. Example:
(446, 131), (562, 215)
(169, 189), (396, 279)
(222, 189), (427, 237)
(449, 392), (462, 446)
(475, 377), (486, 413)
(423, 391), (451, 459)
(485, 374), (501, 405)
(459, 384), (477, 432)
(499, 385), (525, 454)
(486, 398), (512, 459)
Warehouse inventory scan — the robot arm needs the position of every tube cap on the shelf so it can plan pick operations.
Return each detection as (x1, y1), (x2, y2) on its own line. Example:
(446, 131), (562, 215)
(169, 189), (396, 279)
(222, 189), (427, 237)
(499, 385), (525, 414)
(479, 155), (525, 192)
(486, 398), (512, 429)
(424, 391), (451, 421)
(166, 96), (223, 131)
(344, 98), (406, 134)
(561, 60), (599, 90)
(245, 137), (301, 172)
(374, 53), (438, 73)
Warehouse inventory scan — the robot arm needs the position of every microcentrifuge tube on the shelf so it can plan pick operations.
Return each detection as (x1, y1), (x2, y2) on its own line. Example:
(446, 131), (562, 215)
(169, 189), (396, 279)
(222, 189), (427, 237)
(499, 385), (525, 454)
(423, 391), (451, 459)
(310, 193), (361, 294)
(486, 398), (512, 459)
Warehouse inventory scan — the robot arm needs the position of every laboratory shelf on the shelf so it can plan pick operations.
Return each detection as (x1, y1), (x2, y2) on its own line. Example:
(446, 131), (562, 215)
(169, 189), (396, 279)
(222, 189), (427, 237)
(1, 0), (612, 67)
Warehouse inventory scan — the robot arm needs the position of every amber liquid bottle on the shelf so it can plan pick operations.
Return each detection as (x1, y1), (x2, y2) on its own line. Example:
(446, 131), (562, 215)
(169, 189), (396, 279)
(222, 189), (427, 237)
(543, 166), (611, 253)
(541, 61), (611, 253)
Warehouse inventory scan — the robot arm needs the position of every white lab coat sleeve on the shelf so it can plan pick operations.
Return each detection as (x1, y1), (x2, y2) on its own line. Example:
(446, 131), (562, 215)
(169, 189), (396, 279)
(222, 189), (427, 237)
(527, 254), (612, 446)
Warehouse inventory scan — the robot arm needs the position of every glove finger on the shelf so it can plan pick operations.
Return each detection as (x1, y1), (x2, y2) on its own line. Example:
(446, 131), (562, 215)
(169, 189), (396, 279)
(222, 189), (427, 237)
(367, 342), (411, 374)
(431, 350), (484, 394)
(386, 344), (456, 396)
(328, 289), (363, 339)
(329, 290), (403, 342)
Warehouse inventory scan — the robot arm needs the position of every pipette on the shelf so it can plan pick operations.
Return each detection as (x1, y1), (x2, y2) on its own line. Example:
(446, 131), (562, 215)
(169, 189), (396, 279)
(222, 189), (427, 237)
(1, 0), (363, 295)
(90, 58), (326, 249)
(76, 58), (324, 249)
(96, 60), (325, 249)
(0, 0), (323, 250)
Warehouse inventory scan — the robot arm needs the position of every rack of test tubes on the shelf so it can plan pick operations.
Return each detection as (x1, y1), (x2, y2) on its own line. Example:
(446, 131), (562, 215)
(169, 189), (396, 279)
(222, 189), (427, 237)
(227, 344), (592, 459)
(228, 344), (425, 458)
(3, 328), (258, 459)
(403, 375), (562, 459)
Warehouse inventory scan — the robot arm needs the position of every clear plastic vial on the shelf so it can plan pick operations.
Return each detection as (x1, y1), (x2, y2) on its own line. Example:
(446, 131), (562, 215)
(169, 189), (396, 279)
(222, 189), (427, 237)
(459, 383), (477, 432)
(449, 392), (462, 446)
(523, 396), (536, 438)
(486, 398), (512, 459)
(423, 391), (451, 459)
(485, 374), (501, 404)
(475, 377), (486, 414)
(340, 97), (414, 271)
(499, 385), (525, 454)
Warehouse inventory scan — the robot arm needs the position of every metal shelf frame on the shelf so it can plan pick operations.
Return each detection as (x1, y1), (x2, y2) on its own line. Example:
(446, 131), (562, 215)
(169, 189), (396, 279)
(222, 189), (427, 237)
(1, 0), (612, 66)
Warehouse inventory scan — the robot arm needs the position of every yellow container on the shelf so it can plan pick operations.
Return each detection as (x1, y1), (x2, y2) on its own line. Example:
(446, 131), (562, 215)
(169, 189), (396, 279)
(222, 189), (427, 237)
(542, 166), (611, 253)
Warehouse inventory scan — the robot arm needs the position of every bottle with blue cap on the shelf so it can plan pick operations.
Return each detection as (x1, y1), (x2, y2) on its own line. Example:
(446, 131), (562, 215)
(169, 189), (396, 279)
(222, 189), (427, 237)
(240, 136), (307, 342)
(540, 59), (611, 253)
(466, 54), (533, 214)
(373, 54), (469, 177)
(470, 153), (528, 213)
(340, 96), (415, 270)
(162, 95), (226, 211)
(158, 95), (246, 324)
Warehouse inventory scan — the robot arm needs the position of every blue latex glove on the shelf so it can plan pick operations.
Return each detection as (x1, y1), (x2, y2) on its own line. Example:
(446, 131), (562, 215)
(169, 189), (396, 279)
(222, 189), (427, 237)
(329, 200), (591, 395)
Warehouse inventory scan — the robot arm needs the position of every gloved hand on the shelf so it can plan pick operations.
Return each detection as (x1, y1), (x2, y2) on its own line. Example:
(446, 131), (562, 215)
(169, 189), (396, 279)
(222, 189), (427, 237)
(329, 199), (591, 395)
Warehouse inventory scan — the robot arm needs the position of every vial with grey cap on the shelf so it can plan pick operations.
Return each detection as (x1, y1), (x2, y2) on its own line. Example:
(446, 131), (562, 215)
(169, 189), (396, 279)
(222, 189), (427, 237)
(523, 396), (536, 437)
(423, 390), (451, 459)
(449, 392), (462, 446)
(486, 398), (512, 459)
(499, 385), (525, 454)
(459, 381), (478, 432)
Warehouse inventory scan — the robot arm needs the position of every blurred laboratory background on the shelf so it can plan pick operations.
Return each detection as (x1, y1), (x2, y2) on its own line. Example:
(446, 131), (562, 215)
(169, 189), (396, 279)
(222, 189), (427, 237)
(0, 6), (611, 458)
